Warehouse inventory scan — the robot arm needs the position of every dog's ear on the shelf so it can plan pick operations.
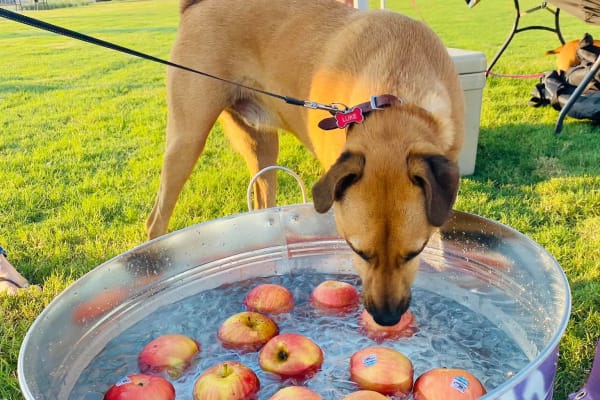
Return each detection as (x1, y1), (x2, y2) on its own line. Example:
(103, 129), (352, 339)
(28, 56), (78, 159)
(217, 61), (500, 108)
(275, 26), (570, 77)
(312, 151), (365, 213)
(409, 154), (460, 226)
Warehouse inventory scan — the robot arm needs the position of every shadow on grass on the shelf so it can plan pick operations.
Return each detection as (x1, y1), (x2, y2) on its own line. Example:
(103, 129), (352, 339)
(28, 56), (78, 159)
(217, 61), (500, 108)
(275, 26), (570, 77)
(472, 121), (600, 184)
(0, 82), (65, 95)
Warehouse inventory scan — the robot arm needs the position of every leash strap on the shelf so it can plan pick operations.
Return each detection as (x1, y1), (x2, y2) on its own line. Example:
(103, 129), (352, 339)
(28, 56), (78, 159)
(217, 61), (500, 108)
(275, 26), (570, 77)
(318, 94), (401, 130)
(0, 9), (397, 128)
(0, 8), (310, 107)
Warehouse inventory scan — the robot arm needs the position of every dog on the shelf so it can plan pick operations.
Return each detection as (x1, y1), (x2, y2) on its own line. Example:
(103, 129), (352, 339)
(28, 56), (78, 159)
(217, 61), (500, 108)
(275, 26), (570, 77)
(546, 37), (600, 72)
(146, 0), (464, 326)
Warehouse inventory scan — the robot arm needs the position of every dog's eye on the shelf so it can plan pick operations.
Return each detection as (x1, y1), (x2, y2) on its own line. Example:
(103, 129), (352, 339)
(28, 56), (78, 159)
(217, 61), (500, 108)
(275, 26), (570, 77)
(355, 249), (371, 262)
(403, 241), (428, 262)
(346, 240), (371, 262)
(403, 250), (421, 262)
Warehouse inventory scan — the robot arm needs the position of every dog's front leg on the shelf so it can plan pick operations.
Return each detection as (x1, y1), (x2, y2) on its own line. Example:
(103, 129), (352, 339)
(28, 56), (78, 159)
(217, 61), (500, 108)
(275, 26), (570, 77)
(146, 77), (230, 240)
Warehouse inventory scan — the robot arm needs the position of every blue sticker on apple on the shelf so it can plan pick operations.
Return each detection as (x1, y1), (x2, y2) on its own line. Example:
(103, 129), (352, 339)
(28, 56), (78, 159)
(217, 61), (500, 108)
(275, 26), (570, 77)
(363, 354), (377, 367)
(115, 376), (131, 387)
(451, 376), (469, 393)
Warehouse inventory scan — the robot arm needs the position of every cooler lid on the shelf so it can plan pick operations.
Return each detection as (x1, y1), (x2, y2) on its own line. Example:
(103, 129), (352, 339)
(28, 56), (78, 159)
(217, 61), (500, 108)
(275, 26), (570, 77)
(447, 48), (487, 74)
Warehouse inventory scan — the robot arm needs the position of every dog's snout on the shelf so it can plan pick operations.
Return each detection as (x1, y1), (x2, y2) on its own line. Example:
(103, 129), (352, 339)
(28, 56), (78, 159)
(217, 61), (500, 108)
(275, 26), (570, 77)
(366, 296), (411, 326)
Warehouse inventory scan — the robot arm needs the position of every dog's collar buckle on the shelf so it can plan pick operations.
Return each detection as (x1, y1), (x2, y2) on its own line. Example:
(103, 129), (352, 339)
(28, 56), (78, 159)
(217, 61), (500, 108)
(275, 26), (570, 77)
(317, 94), (401, 130)
(369, 95), (385, 110)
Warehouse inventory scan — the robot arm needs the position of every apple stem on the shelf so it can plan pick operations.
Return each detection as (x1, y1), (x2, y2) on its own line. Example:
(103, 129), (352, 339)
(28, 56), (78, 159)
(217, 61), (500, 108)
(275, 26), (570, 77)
(220, 363), (232, 378)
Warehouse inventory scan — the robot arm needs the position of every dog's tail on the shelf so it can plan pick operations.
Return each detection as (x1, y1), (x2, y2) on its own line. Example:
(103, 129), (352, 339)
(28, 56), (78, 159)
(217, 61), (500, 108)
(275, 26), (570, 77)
(545, 45), (563, 55)
(545, 40), (582, 56)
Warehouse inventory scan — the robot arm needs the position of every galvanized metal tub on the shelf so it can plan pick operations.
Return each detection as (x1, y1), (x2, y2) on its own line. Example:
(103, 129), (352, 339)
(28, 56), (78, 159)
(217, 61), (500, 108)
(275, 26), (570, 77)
(18, 205), (571, 399)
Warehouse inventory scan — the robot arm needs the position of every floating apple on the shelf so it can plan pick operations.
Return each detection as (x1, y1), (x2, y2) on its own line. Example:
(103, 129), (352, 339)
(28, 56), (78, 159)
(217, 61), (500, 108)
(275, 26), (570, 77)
(218, 311), (279, 351)
(341, 390), (389, 399)
(259, 333), (324, 379)
(268, 386), (323, 399)
(138, 333), (201, 378)
(244, 283), (295, 314)
(103, 374), (175, 400)
(193, 361), (260, 400)
(413, 368), (487, 400)
(349, 346), (413, 396)
(310, 280), (360, 312)
(359, 309), (417, 341)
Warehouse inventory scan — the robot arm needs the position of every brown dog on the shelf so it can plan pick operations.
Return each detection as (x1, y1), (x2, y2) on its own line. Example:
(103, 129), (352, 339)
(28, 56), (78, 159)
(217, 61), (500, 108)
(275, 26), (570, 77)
(546, 38), (600, 72)
(147, 0), (464, 325)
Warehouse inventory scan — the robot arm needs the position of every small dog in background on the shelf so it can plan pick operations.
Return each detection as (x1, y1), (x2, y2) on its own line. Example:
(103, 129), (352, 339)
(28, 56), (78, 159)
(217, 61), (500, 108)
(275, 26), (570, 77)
(546, 36), (600, 72)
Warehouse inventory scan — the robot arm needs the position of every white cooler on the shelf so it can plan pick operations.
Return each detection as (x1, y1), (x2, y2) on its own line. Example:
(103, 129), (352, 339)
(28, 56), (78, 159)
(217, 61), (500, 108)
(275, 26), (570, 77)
(447, 48), (487, 176)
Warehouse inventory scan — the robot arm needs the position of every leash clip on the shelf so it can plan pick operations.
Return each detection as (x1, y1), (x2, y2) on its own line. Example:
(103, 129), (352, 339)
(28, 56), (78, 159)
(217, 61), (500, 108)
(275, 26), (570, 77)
(317, 94), (400, 131)
(303, 101), (347, 114)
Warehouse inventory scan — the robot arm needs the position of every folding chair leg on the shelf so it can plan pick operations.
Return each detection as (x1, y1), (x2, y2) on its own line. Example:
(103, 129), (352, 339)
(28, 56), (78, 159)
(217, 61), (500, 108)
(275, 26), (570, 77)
(487, 0), (522, 76)
(555, 54), (600, 133)
(487, 0), (565, 76)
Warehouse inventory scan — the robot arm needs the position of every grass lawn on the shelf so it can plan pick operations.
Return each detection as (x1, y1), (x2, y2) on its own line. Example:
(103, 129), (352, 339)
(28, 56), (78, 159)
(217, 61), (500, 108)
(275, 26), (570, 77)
(1, 0), (599, 398)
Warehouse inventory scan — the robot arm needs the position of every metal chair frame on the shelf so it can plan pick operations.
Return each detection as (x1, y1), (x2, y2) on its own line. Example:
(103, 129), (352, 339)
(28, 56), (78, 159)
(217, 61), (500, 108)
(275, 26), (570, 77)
(487, 0), (566, 76)
(487, 0), (600, 133)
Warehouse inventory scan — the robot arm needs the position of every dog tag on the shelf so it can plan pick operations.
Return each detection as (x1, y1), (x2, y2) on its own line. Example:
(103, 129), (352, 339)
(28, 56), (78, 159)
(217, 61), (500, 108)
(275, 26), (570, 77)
(335, 107), (364, 129)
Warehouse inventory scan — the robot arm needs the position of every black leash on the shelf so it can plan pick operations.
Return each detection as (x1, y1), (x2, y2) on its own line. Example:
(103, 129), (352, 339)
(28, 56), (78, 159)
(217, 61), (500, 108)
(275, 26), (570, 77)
(0, 8), (343, 113)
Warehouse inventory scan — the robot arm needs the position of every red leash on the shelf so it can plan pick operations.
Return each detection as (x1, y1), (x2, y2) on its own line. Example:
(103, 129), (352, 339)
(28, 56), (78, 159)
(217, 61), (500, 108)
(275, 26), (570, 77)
(486, 70), (545, 79)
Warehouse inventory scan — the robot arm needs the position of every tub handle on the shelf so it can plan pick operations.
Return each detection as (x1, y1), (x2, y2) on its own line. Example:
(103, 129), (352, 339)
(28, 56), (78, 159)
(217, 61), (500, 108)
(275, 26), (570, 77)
(247, 165), (308, 211)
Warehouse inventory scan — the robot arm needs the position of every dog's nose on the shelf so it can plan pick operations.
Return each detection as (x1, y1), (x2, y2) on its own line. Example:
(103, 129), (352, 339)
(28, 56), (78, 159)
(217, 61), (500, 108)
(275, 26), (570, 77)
(366, 296), (411, 326)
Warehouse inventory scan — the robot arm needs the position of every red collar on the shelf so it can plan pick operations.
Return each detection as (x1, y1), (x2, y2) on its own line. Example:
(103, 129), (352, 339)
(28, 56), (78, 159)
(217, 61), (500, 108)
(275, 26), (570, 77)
(318, 94), (401, 130)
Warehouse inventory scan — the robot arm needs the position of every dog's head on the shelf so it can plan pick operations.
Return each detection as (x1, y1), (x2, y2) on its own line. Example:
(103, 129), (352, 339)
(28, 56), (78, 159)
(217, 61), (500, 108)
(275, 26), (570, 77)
(312, 108), (460, 326)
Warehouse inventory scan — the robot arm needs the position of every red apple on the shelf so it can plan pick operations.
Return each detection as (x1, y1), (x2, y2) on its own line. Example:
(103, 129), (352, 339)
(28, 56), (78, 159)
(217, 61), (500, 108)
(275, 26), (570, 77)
(138, 333), (201, 378)
(349, 346), (413, 397)
(341, 390), (389, 399)
(268, 386), (323, 399)
(359, 309), (417, 341)
(104, 374), (175, 400)
(413, 368), (487, 400)
(244, 284), (295, 314)
(193, 361), (260, 400)
(310, 280), (360, 313)
(259, 333), (324, 379)
(218, 311), (279, 351)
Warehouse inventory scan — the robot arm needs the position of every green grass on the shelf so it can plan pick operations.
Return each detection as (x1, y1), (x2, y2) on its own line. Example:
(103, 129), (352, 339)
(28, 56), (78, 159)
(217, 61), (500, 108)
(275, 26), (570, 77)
(1, 0), (599, 398)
